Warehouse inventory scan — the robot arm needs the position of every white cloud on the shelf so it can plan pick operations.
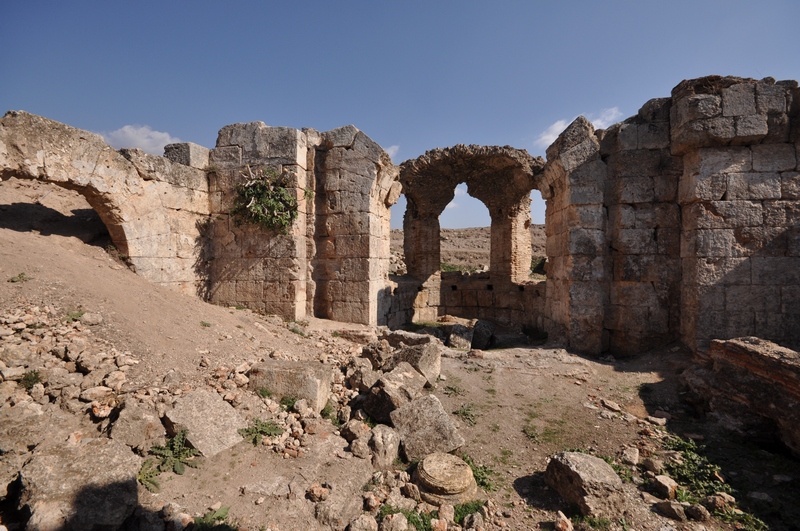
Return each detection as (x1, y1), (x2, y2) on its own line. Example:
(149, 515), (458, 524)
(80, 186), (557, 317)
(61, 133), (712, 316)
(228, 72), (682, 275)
(534, 119), (571, 148)
(533, 107), (623, 150)
(445, 202), (459, 210)
(102, 125), (181, 155)
(590, 107), (623, 129)
(385, 145), (400, 161)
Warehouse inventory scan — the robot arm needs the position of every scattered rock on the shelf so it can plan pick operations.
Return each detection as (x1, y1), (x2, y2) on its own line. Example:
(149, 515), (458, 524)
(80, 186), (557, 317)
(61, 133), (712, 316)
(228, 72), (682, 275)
(348, 514), (379, 531)
(390, 395), (465, 461)
(655, 500), (687, 521)
(110, 401), (165, 453)
(554, 510), (573, 531)
(248, 360), (332, 413)
(653, 475), (679, 499)
(307, 482), (330, 502)
(686, 503), (711, 521)
(363, 362), (427, 423)
(620, 447), (639, 465)
(79, 312), (103, 326)
(163, 389), (246, 457)
(544, 451), (625, 518)
(369, 424), (401, 469)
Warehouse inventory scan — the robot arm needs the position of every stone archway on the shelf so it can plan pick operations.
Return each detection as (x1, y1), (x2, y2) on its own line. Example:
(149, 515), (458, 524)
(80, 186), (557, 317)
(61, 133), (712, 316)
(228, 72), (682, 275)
(0, 111), (211, 296)
(396, 144), (546, 325)
(400, 144), (545, 284)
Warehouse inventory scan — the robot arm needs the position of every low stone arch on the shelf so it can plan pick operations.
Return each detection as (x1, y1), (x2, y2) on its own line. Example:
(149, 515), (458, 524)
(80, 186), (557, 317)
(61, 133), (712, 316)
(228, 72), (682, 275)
(0, 111), (211, 295)
(399, 144), (545, 283)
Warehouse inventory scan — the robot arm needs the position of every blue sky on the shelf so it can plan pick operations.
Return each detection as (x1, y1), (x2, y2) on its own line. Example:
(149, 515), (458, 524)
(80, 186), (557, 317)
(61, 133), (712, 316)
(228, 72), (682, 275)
(2, 1), (798, 228)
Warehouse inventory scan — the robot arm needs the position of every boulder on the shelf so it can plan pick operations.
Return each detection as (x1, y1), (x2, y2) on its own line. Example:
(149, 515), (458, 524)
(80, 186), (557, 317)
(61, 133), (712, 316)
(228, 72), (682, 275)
(110, 401), (166, 453)
(544, 452), (625, 518)
(363, 362), (426, 423)
(444, 323), (473, 350)
(347, 514), (378, 531)
(164, 389), (246, 457)
(19, 438), (141, 531)
(390, 395), (465, 461)
(248, 360), (332, 413)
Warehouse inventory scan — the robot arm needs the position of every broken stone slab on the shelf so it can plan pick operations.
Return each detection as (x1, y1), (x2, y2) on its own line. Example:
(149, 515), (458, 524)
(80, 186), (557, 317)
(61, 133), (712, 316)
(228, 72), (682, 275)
(347, 357), (380, 392)
(655, 500), (687, 521)
(653, 474), (679, 499)
(19, 438), (141, 531)
(412, 452), (480, 506)
(248, 360), (332, 413)
(385, 343), (442, 387)
(379, 330), (442, 349)
(110, 400), (166, 453)
(443, 323), (473, 350)
(544, 451), (625, 518)
(163, 389), (246, 457)
(363, 362), (427, 424)
(369, 424), (401, 469)
(390, 395), (465, 461)
(361, 340), (394, 371)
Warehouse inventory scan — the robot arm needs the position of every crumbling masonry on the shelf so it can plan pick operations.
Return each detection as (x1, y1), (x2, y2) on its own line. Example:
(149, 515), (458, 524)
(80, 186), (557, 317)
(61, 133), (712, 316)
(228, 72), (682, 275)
(1, 75), (798, 355)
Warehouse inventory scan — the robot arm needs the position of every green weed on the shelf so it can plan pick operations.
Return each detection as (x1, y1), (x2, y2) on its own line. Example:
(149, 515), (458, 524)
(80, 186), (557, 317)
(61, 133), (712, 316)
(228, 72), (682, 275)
(194, 506), (236, 531)
(238, 419), (283, 445)
(7, 272), (31, 283)
(200, 321), (212, 327)
(461, 453), (496, 491)
(136, 458), (161, 492)
(378, 505), (437, 530)
(279, 396), (297, 411)
(148, 429), (200, 475)
(20, 370), (41, 390)
(453, 404), (478, 426)
(256, 387), (273, 399)
(454, 501), (485, 525)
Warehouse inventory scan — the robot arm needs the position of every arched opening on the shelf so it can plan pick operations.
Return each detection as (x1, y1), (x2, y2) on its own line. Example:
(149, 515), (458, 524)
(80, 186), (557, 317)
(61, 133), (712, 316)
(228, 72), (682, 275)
(529, 189), (546, 279)
(439, 183), (492, 274)
(0, 178), (114, 251)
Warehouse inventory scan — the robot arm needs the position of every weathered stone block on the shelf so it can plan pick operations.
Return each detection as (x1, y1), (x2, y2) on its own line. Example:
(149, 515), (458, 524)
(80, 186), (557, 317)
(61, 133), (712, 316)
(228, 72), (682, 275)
(673, 94), (722, 124)
(164, 142), (210, 169)
(111, 401), (165, 453)
(752, 144), (796, 172)
(734, 115), (769, 143)
(545, 452), (625, 518)
(757, 83), (789, 114)
(390, 395), (465, 461)
(248, 360), (332, 413)
(723, 83), (757, 117)
(363, 362), (427, 423)
(164, 389), (246, 457)
(751, 257), (800, 285)
(782, 171), (800, 199)
(638, 122), (670, 150)
(726, 172), (781, 200)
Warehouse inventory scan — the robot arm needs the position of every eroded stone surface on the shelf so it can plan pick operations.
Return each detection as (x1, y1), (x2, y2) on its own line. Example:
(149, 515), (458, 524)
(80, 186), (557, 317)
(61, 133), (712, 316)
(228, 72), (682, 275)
(163, 389), (246, 457)
(544, 451), (625, 518)
(389, 395), (465, 461)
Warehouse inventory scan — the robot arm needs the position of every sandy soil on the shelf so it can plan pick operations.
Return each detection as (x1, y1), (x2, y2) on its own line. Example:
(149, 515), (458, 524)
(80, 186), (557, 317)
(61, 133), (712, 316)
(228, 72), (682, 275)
(2, 179), (799, 531)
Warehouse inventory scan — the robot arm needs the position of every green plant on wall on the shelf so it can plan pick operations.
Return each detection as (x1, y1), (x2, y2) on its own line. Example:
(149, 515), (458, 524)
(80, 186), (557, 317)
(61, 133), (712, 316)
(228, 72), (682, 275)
(230, 165), (301, 234)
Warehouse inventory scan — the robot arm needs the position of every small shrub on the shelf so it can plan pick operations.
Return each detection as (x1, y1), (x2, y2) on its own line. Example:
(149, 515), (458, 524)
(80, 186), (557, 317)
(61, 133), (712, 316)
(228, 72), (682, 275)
(194, 506), (237, 531)
(7, 272), (31, 283)
(453, 404), (478, 426)
(230, 165), (302, 234)
(662, 436), (731, 496)
(200, 321), (212, 327)
(136, 458), (161, 492)
(148, 429), (200, 475)
(238, 419), (283, 445)
(256, 387), (273, 399)
(20, 370), (41, 390)
(572, 515), (612, 530)
(279, 396), (297, 411)
(289, 325), (306, 337)
(530, 256), (546, 275)
(715, 506), (768, 531)
(454, 500), (485, 525)
(65, 309), (85, 322)
(378, 505), (437, 530)
(461, 453), (495, 491)
(443, 384), (464, 397)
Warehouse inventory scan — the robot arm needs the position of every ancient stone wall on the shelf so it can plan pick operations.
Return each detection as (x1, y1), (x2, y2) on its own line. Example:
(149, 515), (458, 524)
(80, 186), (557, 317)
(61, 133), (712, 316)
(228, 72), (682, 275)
(394, 145), (545, 329)
(542, 76), (799, 354)
(0, 111), (210, 296)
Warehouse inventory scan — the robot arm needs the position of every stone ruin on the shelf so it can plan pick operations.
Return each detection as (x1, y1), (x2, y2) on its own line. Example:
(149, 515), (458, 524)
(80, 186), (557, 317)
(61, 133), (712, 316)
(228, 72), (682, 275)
(1, 74), (798, 358)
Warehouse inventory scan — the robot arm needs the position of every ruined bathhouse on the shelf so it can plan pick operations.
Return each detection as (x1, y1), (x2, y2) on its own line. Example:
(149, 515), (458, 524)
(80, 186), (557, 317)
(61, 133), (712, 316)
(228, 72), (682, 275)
(1, 75), (798, 356)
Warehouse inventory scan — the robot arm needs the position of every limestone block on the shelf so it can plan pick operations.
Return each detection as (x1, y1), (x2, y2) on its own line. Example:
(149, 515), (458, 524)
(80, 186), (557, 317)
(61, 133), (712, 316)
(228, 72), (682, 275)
(763, 200), (800, 226)
(208, 145), (243, 171)
(726, 172), (781, 200)
(638, 97), (671, 123)
(248, 360), (332, 413)
(363, 362), (427, 423)
(19, 438), (141, 531)
(390, 395), (465, 461)
(734, 115), (769, 143)
(723, 83), (757, 117)
(568, 159), (606, 187)
(163, 389), (246, 457)
(612, 176), (654, 204)
(673, 94), (722, 124)
(687, 257), (751, 286)
(110, 401), (165, 453)
(567, 228), (605, 256)
(391, 343), (442, 386)
(682, 201), (763, 230)
(752, 257), (800, 285)
(614, 228), (656, 254)
(766, 113), (791, 143)
(545, 452), (625, 517)
(654, 172), (680, 202)
(615, 122), (639, 151)
(757, 82), (789, 114)
(671, 116), (736, 154)
(164, 142), (210, 169)
(369, 425), (401, 469)
(726, 285), (780, 313)
(751, 144), (797, 172)
(782, 171), (800, 199)
(638, 122), (670, 150)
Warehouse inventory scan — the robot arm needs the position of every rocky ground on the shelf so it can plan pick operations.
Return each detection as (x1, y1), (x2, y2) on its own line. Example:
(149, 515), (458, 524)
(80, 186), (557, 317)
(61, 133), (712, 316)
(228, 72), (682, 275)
(1, 179), (799, 531)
